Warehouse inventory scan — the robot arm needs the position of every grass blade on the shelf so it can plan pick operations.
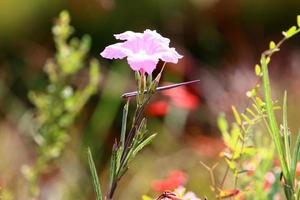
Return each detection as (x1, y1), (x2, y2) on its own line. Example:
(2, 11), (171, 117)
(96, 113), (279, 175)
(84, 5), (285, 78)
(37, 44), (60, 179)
(87, 147), (103, 200)
(132, 133), (157, 157)
(283, 90), (292, 170)
(121, 100), (129, 152)
(261, 56), (293, 198)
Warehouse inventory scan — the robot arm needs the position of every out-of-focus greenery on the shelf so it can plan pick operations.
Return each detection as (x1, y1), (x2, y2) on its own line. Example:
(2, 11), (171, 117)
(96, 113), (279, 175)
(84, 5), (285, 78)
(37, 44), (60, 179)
(213, 19), (300, 200)
(22, 10), (100, 197)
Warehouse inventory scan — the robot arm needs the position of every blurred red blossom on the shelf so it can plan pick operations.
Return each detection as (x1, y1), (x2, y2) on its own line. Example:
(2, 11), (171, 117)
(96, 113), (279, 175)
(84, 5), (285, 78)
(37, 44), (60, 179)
(189, 135), (225, 158)
(146, 100), (169, 117)
(146, 84), (200, 117)
(151, 170), (187, 193)
(163, 86), (200, 110)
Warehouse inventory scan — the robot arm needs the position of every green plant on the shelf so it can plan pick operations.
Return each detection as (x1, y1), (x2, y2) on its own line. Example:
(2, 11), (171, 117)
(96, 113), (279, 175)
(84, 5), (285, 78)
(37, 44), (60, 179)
(22, 10), (100, 197)
(202, 15), (300, 200)
(88, 71), (200, 200)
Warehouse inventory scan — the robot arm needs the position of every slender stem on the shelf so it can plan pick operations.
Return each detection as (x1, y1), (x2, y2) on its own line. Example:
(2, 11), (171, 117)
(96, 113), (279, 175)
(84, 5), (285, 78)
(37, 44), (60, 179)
(121, 80), (200, 99)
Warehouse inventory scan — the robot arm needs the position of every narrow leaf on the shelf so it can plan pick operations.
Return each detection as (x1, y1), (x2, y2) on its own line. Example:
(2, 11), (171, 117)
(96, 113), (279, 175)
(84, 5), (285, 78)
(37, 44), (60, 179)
(283, 26), (297, 38)
(261, 55), (292, 196)
(225, 158), (236, 171)
(291, 130), (300, 182)
(121, 100), (129, 152)
(217, 113), (228, 133)
(246, 108), (256, 118)
(87, 148), (103, 200)
(297, 15), (300, 28)
(231, 106), (241, 126)
(109, 142), (118, 188)
(132, 133), (157, 157)
(283, 90), (292, 171)
(241, 113), (252, 124)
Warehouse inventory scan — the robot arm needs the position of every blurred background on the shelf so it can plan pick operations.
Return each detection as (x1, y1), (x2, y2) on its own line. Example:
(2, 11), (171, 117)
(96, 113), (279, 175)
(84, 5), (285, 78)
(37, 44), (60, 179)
(0, 0), (300, 199)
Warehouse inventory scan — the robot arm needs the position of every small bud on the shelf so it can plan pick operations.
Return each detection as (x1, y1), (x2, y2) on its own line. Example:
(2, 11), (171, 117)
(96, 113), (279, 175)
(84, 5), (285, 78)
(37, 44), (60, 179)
(269, 41), (276, 50)
(255, 64), (261, 76)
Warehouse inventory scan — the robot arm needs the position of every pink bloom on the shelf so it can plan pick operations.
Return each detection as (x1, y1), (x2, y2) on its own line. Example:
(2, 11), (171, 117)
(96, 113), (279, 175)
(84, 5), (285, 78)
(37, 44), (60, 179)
(175, 186), (201, 200)
(100, 29), (183, 74)
(296, 162), (300, 176)
(263, 172), (276, 192)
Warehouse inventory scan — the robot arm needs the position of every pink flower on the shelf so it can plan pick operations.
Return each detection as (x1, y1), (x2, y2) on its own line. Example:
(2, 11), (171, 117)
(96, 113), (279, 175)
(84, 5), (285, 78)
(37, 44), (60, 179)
(263, 172), (276, 192)
(175, 186), (201, 200)
(100, 29), (183, 74)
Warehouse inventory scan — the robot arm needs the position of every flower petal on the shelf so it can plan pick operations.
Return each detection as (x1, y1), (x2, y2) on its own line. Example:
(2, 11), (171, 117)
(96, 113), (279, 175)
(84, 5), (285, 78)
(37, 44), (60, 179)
(159, 48), (183, 63)
(127, 54), (159, 74)
(143, 29), (170, 45)
(100, 43), (129, 59)
(114, 31), (142, 40)
(100, 29), (183, 74)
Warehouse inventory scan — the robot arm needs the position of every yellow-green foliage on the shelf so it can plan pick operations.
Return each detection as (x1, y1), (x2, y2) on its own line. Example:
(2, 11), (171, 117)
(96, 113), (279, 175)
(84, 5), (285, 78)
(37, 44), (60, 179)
(22, 10), (100, 197)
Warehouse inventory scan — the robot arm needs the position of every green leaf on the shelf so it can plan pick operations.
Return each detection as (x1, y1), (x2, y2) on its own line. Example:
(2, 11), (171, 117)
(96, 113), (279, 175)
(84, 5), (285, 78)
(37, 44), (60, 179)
(217, 113), (228, 133)
(246, 108), (256, 118)
(225, 158), (236, 171)
(283, 26), (297, 38)
(132, 133), (157, 157)
(255, 97), (265, 108)
(242, 147), (256, 155)
(142, 195), (153, 200)
(230, 124), (242, 148)
(269, 41), (276, 50)
(231, 106), (241, 126)
(297, 15), (300, 28)
(282, 91), (292, 171)
(241, 113), (252, 124)
(121, 100), (129, 152)
(261, 54), (293, 198)
(87, 148), (103, 200)
(109, 142), (118, 188)
(291, 130), (300, 183)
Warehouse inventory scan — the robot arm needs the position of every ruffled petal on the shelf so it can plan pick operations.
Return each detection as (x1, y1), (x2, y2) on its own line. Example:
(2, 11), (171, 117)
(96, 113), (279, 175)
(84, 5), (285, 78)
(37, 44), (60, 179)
(100, 43), (129, 59)
(158, 48), (183, 63)
(143, 29), (170, 45)
(114, 31), (142, 40)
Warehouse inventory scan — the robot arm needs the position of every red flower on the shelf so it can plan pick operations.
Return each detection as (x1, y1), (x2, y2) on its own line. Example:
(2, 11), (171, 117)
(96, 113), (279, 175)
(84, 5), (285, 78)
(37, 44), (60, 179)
(163, 86), (199, 110)
(189, 135), (225, 158)
(146, 100), (169, 117)
(152, 170), (187, 193)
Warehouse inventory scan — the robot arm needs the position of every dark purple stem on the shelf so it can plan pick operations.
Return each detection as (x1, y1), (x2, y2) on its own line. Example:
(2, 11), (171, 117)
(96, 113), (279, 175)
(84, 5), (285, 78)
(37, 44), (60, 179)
(121, 79), (200, 99)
